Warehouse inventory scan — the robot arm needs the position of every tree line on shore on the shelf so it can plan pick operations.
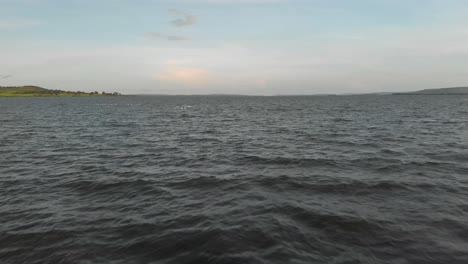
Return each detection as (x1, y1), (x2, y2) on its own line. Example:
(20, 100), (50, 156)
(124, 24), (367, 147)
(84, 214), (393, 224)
(0, 86), (122, 96)
(45, 90), (122, 96)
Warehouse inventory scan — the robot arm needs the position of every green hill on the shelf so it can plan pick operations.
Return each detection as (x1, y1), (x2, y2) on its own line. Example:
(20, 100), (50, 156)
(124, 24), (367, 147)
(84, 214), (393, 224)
(0, 86), (121, 97)
(0, 86), (49, 95)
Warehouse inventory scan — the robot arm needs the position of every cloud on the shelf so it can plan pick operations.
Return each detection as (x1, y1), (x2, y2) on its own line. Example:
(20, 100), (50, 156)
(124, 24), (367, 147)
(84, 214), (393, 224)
(153, 66), (211, 85)
(144, 32), (189, 41)
(143, 9), (196, 42)
(1, 74), (13, 79)
(169, 9), (197, 27)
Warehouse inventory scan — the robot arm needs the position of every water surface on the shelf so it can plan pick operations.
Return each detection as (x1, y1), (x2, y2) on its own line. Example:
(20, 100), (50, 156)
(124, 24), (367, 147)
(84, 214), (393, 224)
(1, 95), (468, 263)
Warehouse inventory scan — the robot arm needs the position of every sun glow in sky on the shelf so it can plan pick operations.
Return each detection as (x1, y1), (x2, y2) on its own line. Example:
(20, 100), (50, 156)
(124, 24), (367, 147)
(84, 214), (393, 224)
(1, 0), (468, 94)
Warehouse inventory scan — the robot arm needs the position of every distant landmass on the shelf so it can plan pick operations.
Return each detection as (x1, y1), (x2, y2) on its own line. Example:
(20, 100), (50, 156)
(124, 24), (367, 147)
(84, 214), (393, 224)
(0, 86), (122, 97)
(2, 85), (467, 97)
(393, 86), (468, 95)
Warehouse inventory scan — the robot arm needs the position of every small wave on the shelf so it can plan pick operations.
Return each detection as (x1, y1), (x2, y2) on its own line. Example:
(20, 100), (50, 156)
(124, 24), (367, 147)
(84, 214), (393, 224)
(179, 113), (197, 118)
(252, 175), (460, 196)
(179, 136), (222, 143)
(63, 179), (164, 196)
(115, 223), (278, 264)
(254, 176), (406, 194)
(168, 176), (236, 190)
(236, 155), (339, 167)
(332, 117), (353, 122)
(0, 230), (81, 263)
(276, 204), (387, 234)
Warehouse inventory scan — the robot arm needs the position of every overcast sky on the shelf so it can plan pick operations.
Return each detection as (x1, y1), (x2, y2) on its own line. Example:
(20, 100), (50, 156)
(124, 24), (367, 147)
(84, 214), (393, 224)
(1, 0), (468, 95)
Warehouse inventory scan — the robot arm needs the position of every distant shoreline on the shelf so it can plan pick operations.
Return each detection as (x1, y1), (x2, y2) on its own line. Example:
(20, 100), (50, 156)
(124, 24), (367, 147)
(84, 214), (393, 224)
(392, 93), (468, 95)
(0, 94), (121, 97)
(0, 86), (122, 97)
(1, 85), (467, 97)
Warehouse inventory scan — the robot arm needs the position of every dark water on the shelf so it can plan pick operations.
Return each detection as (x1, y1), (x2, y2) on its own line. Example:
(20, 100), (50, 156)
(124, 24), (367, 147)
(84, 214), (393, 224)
(1, 95), (468, 264)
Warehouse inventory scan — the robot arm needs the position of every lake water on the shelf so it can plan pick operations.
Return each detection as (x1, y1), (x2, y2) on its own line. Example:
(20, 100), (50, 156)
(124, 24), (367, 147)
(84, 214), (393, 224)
(1, 95), (468, 263)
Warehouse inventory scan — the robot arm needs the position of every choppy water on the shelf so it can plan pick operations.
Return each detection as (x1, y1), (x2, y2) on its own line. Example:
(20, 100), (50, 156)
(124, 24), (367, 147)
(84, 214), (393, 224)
(1, 95), (468, 264)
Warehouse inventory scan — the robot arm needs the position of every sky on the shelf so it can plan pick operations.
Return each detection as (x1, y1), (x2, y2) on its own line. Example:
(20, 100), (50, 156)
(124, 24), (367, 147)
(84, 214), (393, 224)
(1, 0), (468, 95)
